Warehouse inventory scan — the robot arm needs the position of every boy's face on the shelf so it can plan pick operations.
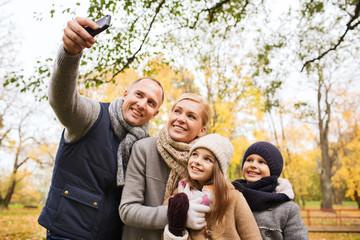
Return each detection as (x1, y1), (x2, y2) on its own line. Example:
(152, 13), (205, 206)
(242, 154), (271, 182)
(188, 148), (215, 186)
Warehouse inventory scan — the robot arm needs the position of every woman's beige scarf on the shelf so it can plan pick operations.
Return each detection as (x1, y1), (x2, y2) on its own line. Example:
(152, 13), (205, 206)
(156, 127), (197, 199)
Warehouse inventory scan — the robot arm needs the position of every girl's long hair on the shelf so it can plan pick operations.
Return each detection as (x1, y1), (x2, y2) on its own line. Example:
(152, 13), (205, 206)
(187, 159), (230, 225)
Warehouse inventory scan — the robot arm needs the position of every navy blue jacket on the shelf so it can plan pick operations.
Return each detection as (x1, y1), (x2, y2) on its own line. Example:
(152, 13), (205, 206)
(38, 102), (123, 240)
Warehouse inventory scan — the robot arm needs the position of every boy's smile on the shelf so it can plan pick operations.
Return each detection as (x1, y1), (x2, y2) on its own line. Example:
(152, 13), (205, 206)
(242, 154), (271, 182)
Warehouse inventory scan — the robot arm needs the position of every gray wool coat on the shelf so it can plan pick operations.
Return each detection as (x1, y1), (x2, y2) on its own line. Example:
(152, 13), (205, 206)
(253, 201), (309, 240)
(119, 137), (170, 240)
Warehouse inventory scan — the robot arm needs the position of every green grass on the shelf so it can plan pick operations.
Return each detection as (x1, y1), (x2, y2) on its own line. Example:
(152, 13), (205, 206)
(301, 201), (358, 209)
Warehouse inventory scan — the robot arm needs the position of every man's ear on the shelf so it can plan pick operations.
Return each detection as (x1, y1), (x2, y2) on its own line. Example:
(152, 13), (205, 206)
(151, 110), (160, 120)
(122, 90), (129, 99)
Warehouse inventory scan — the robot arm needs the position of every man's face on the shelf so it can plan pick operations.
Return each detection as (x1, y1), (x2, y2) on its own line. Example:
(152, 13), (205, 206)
(122, 79), (162, 126)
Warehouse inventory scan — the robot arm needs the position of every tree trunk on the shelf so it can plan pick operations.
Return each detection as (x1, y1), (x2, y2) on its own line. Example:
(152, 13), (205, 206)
(355, 191), (360, 209)
(333, 187), (343, 205)
(320, 151), (332, 209)
(319, 111), (333, 209)
(0, 172), (17, 208)
(301, 194), (306, 209)
(317, 68), (333, 210)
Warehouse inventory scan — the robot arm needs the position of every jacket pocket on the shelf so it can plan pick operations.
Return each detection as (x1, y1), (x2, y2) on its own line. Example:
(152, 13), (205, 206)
(54, 183), (103, 238)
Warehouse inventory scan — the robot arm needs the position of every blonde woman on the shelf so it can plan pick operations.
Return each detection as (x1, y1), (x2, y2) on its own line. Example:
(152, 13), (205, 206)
(120, 93), (211, 240)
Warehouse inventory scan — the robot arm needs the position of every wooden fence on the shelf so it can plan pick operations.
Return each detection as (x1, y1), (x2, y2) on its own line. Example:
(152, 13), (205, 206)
(301, 209), (360, 232)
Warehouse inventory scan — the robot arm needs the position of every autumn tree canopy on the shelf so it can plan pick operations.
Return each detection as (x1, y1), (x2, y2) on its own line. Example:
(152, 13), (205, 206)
(1, 0), (360, 208)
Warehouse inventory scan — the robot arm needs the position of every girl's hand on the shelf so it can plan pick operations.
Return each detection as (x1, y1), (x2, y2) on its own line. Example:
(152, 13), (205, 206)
(186, 197), (210, 230)
(167, 193), (189, 236)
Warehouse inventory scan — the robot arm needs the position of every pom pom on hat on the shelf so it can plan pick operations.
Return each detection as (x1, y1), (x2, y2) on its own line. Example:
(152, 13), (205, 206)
(242, 141), (283, 177)
(189, 133), (234, 176)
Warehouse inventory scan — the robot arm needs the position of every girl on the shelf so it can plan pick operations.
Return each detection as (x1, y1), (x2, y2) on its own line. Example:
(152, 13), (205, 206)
(164, 133), (262, 240)
(232, 141), (309, 239)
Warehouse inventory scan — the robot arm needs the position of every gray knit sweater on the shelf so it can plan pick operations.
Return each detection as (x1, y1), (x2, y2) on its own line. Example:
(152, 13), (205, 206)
(48, 45), (100, 143)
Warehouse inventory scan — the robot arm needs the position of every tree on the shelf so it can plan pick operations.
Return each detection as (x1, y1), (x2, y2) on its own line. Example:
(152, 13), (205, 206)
(271, 1), (360, 209)
(314, 64), (334, 209)
(0, 86), (58, 208)
(6, 1), (358, 101)
(332, 91), (360, 208)
(8, 171), (43, 206)
(333, 120), (360, 208)
(3, 0), (360, 207)
(296, 60), (360, 209)
(300, 1), (360, 71)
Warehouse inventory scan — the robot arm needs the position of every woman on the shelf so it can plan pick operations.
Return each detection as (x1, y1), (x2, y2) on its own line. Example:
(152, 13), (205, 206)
(119, 93), (211, 240)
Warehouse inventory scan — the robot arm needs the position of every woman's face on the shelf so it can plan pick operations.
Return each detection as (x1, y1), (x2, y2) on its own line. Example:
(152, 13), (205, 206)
(167, 99), (206, 143)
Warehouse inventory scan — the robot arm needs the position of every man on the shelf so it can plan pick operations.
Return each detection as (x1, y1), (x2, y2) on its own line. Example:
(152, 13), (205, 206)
(38, 17), (164, 240)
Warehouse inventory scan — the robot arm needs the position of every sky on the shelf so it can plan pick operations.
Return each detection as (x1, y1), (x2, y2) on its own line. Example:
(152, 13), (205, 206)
(4, 0), (88, 75)
(0, 0), (88, 172)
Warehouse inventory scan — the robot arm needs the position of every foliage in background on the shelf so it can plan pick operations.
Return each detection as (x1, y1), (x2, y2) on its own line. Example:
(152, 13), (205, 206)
(1, 0), (360, 208)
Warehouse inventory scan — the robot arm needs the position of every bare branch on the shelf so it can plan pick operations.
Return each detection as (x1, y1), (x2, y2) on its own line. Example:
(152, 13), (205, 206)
(0, 128), (11, 146)
(17, 157), (30, 169)
(301, 1), (360, 72)
(189, 0), (249, 29)
(206, 0), (232, 23)
(111, 0), (166, 80)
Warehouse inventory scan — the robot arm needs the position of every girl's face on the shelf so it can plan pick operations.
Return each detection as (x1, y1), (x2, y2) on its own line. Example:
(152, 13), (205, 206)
(167, 99), (206, 143)
(242, 154), (271, 182)
(188, 148), (215, 186)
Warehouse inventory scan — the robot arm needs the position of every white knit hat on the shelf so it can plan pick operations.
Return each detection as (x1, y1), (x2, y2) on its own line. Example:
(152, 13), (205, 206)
(189, 133), (234, 176)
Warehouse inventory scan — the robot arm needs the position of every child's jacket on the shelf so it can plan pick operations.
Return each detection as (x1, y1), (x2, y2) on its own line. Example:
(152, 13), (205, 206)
(164, 180), (262, 240)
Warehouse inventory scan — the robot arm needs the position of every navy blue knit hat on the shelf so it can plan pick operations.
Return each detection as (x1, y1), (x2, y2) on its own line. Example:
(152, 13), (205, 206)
(242, 141), (283, 177)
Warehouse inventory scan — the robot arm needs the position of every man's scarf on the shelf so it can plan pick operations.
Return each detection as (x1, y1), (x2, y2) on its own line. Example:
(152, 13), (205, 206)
(156, 127), (197, 199)
(232, 176), (290, 211)
(109, 98), (149, 186)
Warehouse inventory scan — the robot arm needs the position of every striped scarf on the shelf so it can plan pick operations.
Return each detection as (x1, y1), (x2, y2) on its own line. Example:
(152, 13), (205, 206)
(156, 127), (197, 199)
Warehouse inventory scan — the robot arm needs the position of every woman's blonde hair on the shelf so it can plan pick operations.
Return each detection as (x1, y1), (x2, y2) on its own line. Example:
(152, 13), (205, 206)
(171, 93), (211, 127)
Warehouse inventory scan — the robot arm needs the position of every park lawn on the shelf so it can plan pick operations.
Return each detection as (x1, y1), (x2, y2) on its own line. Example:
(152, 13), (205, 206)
(0, 206), (46, 240)
(0, 202), (359, 240)
(309, 232), (360, 240)
(300, 200), (358, 209)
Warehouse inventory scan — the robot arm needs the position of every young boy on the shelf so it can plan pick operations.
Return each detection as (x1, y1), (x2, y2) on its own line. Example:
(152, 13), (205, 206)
(232, 141), (309, 239)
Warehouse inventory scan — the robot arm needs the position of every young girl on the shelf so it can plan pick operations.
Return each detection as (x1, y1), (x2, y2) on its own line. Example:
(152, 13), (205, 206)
(163, 133), (262, 240)
(232, 141), (309, 240)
